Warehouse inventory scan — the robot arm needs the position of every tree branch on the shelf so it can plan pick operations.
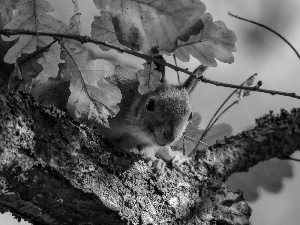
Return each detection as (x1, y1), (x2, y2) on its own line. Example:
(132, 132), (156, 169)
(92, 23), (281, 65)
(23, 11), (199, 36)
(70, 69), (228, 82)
(199, 109), (300, 181)
(0, 88), (251, 225)
(1, 29), (300, 100)
(1, 86), (299, 224)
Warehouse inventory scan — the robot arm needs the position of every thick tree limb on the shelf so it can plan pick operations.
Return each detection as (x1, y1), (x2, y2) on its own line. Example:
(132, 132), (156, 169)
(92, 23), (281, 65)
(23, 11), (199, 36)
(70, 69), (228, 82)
(1, 88), (299, 225)
(199, 109), (300, 181)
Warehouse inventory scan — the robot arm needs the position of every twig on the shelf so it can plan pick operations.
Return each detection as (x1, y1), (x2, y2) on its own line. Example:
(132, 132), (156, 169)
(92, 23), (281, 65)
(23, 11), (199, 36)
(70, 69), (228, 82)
(172, 54), (181, 84)
(206, 80), (262, 135)
(228, 12), (300, 60)
(198, 74), (257, 145)
(207, 100), (238, 133)
(189, 78), (262, 157)
(189, 100), (238, 157)
(1, 29), (300, 99)
(199, 83), (239, 141)
(182, 131), (186, 156)
(288, 157), (300, 162)
(18, 40), (57, 65)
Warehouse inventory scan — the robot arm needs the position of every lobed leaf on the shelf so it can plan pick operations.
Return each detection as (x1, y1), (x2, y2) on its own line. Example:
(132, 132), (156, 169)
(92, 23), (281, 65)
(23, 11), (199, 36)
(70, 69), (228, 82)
(79, 59), (122, 115)
(92, 0), (206, 55)
(91, 11), (124, 51)
(174, 13), (237, 66)
(0, 0), (18, 11)
(6, 41), (63, 92)
(8, 50), (44, 91)
(37, 42), (64, 83)
(0, 0), (15, 28)
(66, 0), (81, 35)
(2, 0), (67, 64)
(136, 62), (162, 95)
(67, 13), (81, 35)
(60, 47), (122, 127)
(16, 42), (122, 127)
(0, 1), (17, 87)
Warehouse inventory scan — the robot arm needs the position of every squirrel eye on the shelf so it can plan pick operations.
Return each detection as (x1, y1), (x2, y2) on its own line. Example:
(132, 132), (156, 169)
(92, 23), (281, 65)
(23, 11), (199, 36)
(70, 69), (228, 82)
(188, 112), (193, 120)
(146, 99), (155, 111)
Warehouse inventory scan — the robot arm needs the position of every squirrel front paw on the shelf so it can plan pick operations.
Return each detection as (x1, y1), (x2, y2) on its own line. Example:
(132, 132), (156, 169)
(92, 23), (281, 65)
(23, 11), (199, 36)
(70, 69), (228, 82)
(156, 146), (191, 169)
(135, 145), (191, 174)
(151, 154), (190, 174)
(151, 158), (166, 174)
(137, 145), (166, 174)
(171, 154), (191, 168)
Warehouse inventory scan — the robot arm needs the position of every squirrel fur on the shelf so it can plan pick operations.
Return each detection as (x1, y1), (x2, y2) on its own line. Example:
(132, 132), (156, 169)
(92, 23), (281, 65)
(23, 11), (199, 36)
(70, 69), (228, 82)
(99, 62), (207, 170)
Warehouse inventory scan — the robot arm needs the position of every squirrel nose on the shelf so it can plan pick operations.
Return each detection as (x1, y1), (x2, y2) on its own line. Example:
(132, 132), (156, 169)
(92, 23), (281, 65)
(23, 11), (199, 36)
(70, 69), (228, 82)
(163, 130), (172, 140)
(163, 125), (174, 142)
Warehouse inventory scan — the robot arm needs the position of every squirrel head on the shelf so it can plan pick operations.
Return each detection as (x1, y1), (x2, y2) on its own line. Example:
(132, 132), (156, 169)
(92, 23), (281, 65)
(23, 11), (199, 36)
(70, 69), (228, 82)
(127, 65), (207, 147)
(106, 64), (207, 149)
(131, 82), (193, 146)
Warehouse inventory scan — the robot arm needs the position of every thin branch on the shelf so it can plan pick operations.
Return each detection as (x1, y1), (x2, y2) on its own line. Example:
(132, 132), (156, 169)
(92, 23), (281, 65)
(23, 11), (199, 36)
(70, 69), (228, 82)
(18, 39), (57, 65)
(199, 84), (238, 140)
(192, 74), (256, 153)
(172, 54), (181, 84)
(207, 100), (238, 133)
(288, 157), (300, 162)
(228, 12), (300, 60)
(190, 78), (262, 157)
(182, 131), (186, 155)
(1, 29), (300, 99)
(189, 100), (238, 157)
(202, 74), (260, 139)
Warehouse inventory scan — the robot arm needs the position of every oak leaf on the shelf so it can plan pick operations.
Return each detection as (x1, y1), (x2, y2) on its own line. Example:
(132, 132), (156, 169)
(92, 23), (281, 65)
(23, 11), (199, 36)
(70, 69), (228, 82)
(0, 0), (14, 28)
(66, 0), (81, 35)
(92, 0), (206, 55)
(2, 0), (67, 64)
(0, 1), (17, 87)
(8, 51), (43, 91)
(60, 47), (122, 127)
(36, 42), (64, 83)
(136, 62), (162, 95)
(7, 42), (63, 91)
(91, 11), (123, 51)
(174, 13), (237, 66)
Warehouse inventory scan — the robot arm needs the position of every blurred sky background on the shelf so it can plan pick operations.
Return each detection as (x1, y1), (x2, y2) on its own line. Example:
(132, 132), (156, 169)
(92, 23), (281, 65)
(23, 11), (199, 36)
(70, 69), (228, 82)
(2, 0), (300, 224)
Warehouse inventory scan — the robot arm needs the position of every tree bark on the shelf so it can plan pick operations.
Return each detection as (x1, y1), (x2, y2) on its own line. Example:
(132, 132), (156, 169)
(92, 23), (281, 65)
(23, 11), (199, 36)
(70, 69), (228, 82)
(1, 88), (299, 225)
(201, 108), (300, 182)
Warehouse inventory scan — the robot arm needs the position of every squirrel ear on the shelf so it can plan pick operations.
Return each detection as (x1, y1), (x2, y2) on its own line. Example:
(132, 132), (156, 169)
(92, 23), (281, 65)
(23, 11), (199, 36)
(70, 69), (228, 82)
(179, 65), (208, 95)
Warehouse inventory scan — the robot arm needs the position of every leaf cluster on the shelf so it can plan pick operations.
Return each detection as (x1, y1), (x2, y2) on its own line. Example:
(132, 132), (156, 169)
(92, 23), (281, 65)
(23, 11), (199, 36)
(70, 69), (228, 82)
(0, 0), (237, 126)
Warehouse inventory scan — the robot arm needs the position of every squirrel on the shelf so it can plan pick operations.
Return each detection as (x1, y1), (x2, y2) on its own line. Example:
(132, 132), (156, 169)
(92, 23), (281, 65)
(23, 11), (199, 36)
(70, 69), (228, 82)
(29, 52), (207, 171)
(98, 57), (207, 171)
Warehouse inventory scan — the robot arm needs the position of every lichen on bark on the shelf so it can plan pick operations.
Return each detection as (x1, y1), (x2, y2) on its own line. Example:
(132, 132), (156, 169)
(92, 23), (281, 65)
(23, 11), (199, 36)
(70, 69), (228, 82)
(1, 88), (298, 225)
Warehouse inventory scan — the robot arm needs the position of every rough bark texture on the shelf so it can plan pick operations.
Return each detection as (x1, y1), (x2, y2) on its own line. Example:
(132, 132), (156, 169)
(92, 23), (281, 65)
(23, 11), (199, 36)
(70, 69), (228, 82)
(201, 109), (300, 182)
(1, 88), (299, 225)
